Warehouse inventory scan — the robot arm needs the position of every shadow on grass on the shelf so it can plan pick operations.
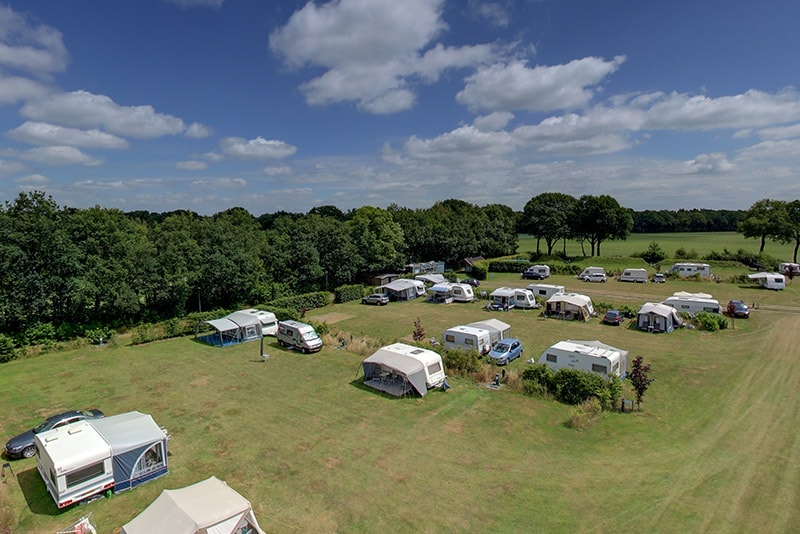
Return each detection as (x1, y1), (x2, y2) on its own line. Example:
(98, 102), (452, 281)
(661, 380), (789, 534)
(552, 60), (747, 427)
(16, 466), (63, 516)
(347, 378), (420, 400)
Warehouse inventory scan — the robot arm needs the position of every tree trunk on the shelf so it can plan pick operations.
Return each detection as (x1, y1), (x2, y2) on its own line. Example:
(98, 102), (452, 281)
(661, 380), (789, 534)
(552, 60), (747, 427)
(794, 238), (799, 263)
(760, 234), (766, 253)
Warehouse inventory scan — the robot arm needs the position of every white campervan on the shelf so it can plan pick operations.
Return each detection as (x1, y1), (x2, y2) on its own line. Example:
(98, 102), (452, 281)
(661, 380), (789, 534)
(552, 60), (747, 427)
(526, 283), (565, 301)
(577, 266), (606, 280)
(618, 268), (648, 283)
(661, 292), (720, 314)
(537, 340), (628, 379)
(778, 263), (799, 275)
(442, 325), (491, 354)
(669, 263), (711, 278)
(277, 320), (323, 353)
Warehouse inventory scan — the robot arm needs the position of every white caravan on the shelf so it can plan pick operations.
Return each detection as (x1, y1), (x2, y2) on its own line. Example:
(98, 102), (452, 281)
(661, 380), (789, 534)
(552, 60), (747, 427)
(442, 325), (491, 354)
(468, 319), (512, 345)
(778, 262), (800, 275)
(618, 268), (648, 283)
(451, 283), (476, 302)
(661, 291), (720, 314)
(748, 272), (786, 290)
(522, 264), (550, 279)
(526, 283), (565, 301)
(668, 262), (711, 278)
(277, 320), (323, 353)
(537, 340), (628, 379)
(577, 266), (606, 280)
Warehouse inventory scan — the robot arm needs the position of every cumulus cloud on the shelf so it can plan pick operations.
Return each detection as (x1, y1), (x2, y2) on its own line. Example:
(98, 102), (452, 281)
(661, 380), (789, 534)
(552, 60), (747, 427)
(263, 165), (292, 176)
(684, 152), (734, 173)
(468, 0), (510, 28)
(219, 136), (297, 159)
(0, 6), (68, 77)
(14, 173), (49, 185)
(176, 160), (208, 170)
(7, 121), (129, 148)
(270, 0), (497, 113)
(736, 139), (800, 161)
(754, 122), (800, 140)
(19, 145), (103, 166)
(0, 76), (50, 104)
(185, 122), (213, 138)
(457, 56), (626, 113)
(191, 177), (247, 189)
(20, 90), (206, 138)
(0, 158), (25, 175)
(473, 111), (514, 132)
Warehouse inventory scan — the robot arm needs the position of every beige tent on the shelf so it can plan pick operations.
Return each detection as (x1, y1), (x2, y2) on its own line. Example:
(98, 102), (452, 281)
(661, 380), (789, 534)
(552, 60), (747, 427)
(122, 476), (263, 534)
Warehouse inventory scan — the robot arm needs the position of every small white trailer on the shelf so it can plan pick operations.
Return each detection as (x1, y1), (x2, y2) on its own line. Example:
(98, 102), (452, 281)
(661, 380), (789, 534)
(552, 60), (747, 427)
(537, 340), (628, 379)
(489, 287), (538, 310)
(577, 266), (606, 280)
(526, 283), (565, 301)
(661, 291), (720, 314)
(748, 272), (786, 290)
(618, 268), (648, 283)
(451, 283), (477, 302)
(442, 325), (491, 354)
(668, 262), (711, 278)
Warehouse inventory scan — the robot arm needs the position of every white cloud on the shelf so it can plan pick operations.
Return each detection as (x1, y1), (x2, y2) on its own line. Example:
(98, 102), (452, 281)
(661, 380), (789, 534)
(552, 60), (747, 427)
(191, 177), (247, 189)
(14, 173), (49, 185)
(20, 90), (200, 138)
(468, 0), (510, 28)
(0, 76), (50, 104)
(270, 0), (496, 113)
(7, 121), (129, 148)
(19, 146), (102, 166)
(473, 111), (514, 132)
(176, 160), (208, 170)
(219, 136), (297, 159)
(0, 6), (68, 77)
(263, 165), (292, 176)
(736, 139), (800, 161)
(754, 122), (800, 140)
(684, 152), (734, 173)
(185, 122), (213, 138)
(456, 56), (626, 113)
(0, 158), (25, 175)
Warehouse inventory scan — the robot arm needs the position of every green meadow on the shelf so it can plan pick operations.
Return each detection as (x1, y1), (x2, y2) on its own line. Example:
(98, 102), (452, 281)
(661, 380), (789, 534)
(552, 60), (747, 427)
(2, 234), (800, 533)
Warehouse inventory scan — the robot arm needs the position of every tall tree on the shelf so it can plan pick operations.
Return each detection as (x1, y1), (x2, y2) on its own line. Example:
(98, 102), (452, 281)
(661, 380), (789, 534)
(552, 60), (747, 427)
(571, 195), (633, 256)
(521, 193), (577, 255)
(347, 206), (405, 276)
(777, 199), (800, 263)
(738, 198), (787, 253)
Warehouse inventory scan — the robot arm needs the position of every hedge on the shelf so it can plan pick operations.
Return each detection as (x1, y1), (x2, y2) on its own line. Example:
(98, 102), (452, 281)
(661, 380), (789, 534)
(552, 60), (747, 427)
(334, 284), (368, 304)
(264, 291), (331, 312)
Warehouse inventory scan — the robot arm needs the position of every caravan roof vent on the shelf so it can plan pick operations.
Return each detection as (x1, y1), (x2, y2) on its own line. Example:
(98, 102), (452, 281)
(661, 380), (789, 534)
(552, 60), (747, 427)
(410, 349), (424, 355)
(45, 435), (59, 442)
(67, 427), (83, 435)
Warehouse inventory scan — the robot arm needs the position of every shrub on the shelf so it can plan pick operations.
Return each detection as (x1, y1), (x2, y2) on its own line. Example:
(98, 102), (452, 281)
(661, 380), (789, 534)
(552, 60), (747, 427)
(0, 333), (17, 364)
(441, 348), (482, 374)
(334, 284), (367, 304)
(522, 364), (554, 395)
(267, 291), (331, 312)
(84, 327), (115, 345)
(675, 246), (699, 259)
(469, 261), (488, 280)
(693, 312), (728, 332)
(22, 322), (57, 346)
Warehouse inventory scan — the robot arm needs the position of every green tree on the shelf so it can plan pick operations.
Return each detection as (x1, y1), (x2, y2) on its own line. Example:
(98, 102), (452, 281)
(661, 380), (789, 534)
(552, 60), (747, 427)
(521, 192), (577, 255)
(738, 198), (787, 253)
(640, 241), (667, 265)
(347, 206), (405, 276)
(778, 199), (800, 263)
(571, 195), (633, 256)
(628, 355), (654, 411)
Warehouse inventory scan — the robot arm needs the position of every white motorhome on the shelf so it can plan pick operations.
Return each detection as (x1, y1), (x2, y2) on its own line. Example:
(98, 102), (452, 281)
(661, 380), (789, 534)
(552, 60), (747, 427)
(577, 266), (606, 280)
(468, 318), (512, 345)
(748, 272), (786, 290)
(277, 320), (323, 353)
(442, 325), (491, 354)
(537, 340), (628, 379)
(618, 268), (648, 283)
(661, 292), (720, 314)
(526, 283), (565, 301)
(669, 262), (711, 278)
(778, 263), (800, 275)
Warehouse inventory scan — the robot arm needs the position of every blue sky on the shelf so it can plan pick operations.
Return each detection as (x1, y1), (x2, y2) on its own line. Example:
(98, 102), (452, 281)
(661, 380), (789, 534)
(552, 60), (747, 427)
(2, 0), (800, 215)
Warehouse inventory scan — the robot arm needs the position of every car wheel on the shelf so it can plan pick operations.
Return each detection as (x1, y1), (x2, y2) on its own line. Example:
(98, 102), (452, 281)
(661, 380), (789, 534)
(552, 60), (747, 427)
(22, 445), (36, 458)
(301, 347), (308, 354)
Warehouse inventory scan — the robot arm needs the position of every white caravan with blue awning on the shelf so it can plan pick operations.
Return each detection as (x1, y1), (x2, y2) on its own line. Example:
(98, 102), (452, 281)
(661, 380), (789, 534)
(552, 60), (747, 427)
(36, 411), (168, 508)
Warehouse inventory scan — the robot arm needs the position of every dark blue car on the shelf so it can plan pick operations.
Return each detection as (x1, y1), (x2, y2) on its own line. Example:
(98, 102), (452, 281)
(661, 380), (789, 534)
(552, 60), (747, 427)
(4, 409), (104, 459)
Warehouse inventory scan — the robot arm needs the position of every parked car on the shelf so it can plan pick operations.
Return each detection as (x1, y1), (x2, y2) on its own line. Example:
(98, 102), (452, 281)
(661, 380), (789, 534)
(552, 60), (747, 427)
(461, 278), (480, 287)
(487, 338), (523, 365)
(727, 299), (750, 318)
(582, 272), (607, 283)
(4, 409), (104, 459)
(653, 273), (666, 283)
(602, 310), (624, 326)
(362, 293), (389, 305)
(521, 268), (547, 280)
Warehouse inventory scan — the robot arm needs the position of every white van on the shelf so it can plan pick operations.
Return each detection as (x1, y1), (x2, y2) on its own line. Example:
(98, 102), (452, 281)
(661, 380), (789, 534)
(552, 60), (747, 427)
(277, 320), (323, 353)
(668, 262), (711, 278)
(442, 325), (491, 354)
(577, 266), (606, 280)
(618, 268), (648, 283)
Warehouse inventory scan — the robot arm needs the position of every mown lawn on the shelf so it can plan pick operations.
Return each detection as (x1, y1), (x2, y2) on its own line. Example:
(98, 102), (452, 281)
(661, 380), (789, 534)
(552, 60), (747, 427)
(2, 240), (800, 533)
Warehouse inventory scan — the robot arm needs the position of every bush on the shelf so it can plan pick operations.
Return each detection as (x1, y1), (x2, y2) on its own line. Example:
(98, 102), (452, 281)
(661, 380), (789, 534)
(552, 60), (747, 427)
(267, 291), (331, 312)
(522, 365), (619, 409)
(469, 261), (488, 280)
(488, 260), (531, 273)
(693, 312), (728, 332)
(441, 348), (482, 374)
(0, 333), (17, 364)
(334, 284), (367, 304)
(22, 322), (57, 346)
(84, 327), (115, 345)
(522, 364), (554, 394)
(675, 246), (699, 259)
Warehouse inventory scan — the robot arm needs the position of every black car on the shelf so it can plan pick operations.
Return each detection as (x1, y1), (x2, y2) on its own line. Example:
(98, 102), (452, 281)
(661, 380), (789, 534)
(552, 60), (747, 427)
(727, 300), (750, 318)
(602, 310), (624, 326)
(461, 278), (480, 287)
(4, 409), (104, 459)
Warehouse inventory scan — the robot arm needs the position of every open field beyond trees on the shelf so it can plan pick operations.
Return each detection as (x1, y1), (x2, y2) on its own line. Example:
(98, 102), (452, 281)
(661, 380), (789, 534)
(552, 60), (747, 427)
(2, 234), (800, 533)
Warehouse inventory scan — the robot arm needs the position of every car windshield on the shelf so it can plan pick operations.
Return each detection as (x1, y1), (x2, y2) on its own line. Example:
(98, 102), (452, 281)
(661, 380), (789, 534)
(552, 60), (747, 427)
(302, 331), (319, 341)
(493, 343), (509, 352)
(33, 420), (54, 433)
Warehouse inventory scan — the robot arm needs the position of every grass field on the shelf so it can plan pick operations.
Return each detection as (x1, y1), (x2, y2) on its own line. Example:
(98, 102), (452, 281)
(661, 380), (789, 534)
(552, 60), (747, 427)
(2, 236), (800, 533)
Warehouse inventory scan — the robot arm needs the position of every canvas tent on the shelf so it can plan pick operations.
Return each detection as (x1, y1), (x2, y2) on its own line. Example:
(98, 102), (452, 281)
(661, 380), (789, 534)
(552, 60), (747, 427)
(199, 309), (277, 347)
(361, 343), (445, 397)
(122, 476), (264, 534)
(468, 318), (511, 345)
(636, 302), (683, 333)
(416, 273), (447, 285)
(545, 293), (594, 321)
(380, 279), (426, 301)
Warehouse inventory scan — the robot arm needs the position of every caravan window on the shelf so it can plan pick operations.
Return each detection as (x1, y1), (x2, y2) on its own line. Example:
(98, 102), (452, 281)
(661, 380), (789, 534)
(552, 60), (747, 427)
(591, 364), (607, 374)
(427, 362), (442, 374)
(546, 353), (557, 363)
(66, 462), (105, 488)
(445, 334), (455, 343)
(465, 338), (474, 345)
